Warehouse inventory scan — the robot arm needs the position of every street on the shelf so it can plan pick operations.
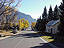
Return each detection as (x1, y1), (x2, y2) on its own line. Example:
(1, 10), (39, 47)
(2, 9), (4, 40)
(0, 27), (51, 48)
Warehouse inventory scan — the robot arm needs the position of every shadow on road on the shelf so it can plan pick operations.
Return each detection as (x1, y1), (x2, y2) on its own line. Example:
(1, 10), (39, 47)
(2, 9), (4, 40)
(30, 43), (51, 48)
(10, 32), (43, 38)
(8, 30), (63, 48)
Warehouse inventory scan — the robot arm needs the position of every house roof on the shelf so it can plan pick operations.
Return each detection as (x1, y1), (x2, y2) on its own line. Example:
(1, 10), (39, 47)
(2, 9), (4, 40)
(46, 20), (59, 27)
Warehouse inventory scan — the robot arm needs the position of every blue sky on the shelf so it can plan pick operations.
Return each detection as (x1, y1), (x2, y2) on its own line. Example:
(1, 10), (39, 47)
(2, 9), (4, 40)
(17, 0), (62, 19)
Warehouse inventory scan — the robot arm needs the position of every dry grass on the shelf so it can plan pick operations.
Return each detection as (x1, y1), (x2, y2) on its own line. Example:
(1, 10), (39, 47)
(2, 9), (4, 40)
(0, 30), (13, 36)
(34, 32), (54, 42)
(41, 36), (54, 42)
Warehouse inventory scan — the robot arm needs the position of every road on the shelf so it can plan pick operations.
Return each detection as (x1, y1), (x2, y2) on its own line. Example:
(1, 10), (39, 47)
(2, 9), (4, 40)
(0, 27), (52, 48)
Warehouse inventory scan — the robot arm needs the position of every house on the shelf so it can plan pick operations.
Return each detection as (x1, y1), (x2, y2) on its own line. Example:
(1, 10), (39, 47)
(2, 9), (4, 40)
(46, 20), (59, 34)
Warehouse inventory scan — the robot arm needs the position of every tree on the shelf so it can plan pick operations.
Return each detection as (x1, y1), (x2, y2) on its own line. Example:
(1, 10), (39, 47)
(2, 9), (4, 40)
(35, 16), (42, 31)
(35, 19), (39, 31)
(41, 19), (46, 32)
(18, 18), (29, 30)
(0, 0), (22, 24)
(0, 0), (22, 31)
(0, 0), (22, 16)
(42, 6), (47, 20)
(58, 0), (64, 36)
(24, 20), (29, 29)
(31, 22), (36, 30)
(18, 19), (23, 30)
(35, 6), (48, 32)
(40, 6), (48, 32)
(48, 6), (54, 21)
(53, 5), (59, 20)
(38, 16), (42, 31)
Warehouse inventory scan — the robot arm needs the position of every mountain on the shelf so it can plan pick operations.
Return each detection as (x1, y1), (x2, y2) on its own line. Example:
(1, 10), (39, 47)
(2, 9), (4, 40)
(17, 11), (36, 24)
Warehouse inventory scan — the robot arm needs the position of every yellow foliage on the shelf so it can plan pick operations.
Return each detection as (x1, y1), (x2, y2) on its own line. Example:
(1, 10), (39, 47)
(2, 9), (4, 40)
(24, 20), (29, 28)
(5, 6), (10, 9)
(21, 23), (24, 28)
(14, 8), (18, 12)
(10, 23), (13, 27)
(18, 18), (29, 30)
(31, 22), (36, 28)
(16, 23), (18, 26)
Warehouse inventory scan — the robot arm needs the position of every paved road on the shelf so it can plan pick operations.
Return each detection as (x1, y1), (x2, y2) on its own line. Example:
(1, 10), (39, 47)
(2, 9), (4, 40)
(0, 27), (52, 48)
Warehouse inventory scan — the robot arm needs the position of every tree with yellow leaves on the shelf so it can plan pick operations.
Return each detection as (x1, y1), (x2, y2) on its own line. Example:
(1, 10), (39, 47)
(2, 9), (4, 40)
(24, 20), (29, 29)
(18, 18), (29, 30)
(31, 22), (36, 30)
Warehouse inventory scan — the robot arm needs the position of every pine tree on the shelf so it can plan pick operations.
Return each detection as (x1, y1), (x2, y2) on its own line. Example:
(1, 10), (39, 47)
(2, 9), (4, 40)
(42, 6), (47, 19)
(35, 6), (48, 32)
(53, 5), (59, 20)
(41, 6), (48, 32)
(38, 16), (42, 31)
(35, 16), (42, 31)
(48, 6), (54, 21)
(35, 19), (39, 31)
(41, 19), (46, 32)
(58, 0), (64, 36)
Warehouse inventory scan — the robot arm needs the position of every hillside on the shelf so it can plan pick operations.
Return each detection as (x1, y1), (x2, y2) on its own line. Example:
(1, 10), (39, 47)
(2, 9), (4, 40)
(17, 11), (36, 24)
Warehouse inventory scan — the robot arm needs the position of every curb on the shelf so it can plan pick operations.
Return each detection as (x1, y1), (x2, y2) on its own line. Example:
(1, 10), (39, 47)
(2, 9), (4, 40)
(34, 32), (58, 48)
(0, 36), (11, 40)
(39, 37), (58, 48)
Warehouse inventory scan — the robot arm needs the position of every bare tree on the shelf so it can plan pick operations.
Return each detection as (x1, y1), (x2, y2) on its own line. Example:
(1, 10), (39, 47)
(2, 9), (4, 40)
(0, 0), (22, 30)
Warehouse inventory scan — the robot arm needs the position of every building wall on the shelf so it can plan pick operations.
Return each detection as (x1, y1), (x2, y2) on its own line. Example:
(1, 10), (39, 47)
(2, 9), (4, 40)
(46, 22), (59, 34)
(46, 26), (51, 33)
(52, 23), (59, 34)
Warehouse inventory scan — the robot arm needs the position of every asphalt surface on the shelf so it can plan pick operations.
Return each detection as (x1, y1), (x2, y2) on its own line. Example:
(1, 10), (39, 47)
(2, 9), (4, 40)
(0, 27), (52, 48)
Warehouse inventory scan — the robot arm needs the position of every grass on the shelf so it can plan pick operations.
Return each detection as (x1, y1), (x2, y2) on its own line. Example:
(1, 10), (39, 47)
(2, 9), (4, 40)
(41, 36), (54, 42)
(0, 36), (5, 38)
(40, 32), (55, 42)
(34, 31), (54, 42)
(0, 30), (13, 36)
(35, 31), (64, 43)
(35, 31), (64, 48)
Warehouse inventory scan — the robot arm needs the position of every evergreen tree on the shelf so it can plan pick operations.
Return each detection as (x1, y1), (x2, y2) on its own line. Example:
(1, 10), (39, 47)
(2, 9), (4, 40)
(58, 0), (64, 36)
(35, 16), (42, 31)
(48, 6), (54, 21)
(42, 6), (47, 19)
(53, 5), (59, 20)
(41, 19), (47, 32)
(38, 16), (42, 31)
(35, 6), (48, 32)
(35, 19), (39, 31)
(41, 6), (48, 32)
(35, 18), (39, 31)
